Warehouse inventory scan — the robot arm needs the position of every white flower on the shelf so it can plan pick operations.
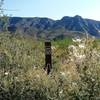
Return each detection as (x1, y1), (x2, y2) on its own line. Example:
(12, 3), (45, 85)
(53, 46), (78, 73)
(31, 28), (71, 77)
(76, 55), (85, 59)
(76, 38), (81, 42)
(72, 82), (77, 86)
(15, 77), (20, 81)
(51, 46), (56, 50)
(68, 45), (78, 53)
(59, 90), (63, 94)
(4, 72), (9, 75)
(15, 77), (18, 80)
(92, 78), (95, 82)
(70, 58), (74, 61)
(72, 38), (76, 42)
(68, 45), (76, 49)
(74, 52), (79, 57)
(18, 64), (20, 67)
(60, 72), (66, 76)
(72, 38), (81, 42)
(79, 44), (85, 48)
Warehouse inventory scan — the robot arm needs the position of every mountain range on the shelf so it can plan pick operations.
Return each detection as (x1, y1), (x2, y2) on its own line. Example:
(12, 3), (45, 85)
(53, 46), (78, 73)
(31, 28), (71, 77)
(1, 15), (100, 39)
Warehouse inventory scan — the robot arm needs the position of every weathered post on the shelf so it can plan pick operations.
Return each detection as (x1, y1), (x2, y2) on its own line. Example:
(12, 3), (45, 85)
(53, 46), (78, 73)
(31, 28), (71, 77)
(44, 40), (52, 75)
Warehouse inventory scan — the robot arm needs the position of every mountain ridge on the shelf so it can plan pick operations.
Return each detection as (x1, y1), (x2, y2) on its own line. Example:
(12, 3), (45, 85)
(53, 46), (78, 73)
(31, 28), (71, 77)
(1, 15), (100, 39)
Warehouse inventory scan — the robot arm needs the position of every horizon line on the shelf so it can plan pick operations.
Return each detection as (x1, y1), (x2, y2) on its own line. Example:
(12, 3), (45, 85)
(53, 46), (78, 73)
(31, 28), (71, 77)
(7, 15), (100, 21)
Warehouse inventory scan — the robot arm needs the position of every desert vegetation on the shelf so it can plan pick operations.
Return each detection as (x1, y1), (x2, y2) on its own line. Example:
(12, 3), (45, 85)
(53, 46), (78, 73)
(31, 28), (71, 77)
(0, 0), (100, 99)
(0, 32), (100, 100)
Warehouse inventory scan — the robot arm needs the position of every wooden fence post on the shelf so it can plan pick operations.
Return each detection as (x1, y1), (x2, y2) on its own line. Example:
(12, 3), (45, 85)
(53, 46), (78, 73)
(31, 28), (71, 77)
(44, 40), (52, 74)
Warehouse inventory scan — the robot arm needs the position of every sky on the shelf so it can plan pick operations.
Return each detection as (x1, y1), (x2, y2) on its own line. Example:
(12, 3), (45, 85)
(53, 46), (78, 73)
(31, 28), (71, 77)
(3, 0), (100, 20)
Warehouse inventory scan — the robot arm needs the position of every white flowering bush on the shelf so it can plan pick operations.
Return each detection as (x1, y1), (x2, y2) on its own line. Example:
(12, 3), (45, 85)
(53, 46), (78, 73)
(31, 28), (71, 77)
(67, 37), (100, 99)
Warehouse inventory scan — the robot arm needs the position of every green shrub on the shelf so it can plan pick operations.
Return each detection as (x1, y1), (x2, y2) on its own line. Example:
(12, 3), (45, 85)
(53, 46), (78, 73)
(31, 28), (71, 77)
(0, 32), (100, 99)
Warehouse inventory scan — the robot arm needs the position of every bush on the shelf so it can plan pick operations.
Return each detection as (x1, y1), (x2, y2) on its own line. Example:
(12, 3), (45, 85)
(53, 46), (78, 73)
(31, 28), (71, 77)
(0, 32), (100, 99)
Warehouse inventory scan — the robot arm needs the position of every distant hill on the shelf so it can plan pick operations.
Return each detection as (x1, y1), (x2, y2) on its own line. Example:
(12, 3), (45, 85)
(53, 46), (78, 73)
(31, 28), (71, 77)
(1, 15), (100, 39)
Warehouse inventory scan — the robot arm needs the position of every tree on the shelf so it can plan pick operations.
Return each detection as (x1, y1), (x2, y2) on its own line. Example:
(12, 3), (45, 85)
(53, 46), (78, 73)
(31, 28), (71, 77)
(0, 0), (9, 31)
(0, 0), (4, 16)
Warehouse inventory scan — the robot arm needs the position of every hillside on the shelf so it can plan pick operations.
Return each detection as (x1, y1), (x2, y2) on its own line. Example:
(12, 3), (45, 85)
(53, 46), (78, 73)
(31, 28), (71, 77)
(1, 15), (100, 39)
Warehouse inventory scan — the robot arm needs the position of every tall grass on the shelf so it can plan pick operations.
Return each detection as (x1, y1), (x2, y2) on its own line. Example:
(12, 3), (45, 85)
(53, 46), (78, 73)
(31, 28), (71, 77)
(0, 32), (100, 100)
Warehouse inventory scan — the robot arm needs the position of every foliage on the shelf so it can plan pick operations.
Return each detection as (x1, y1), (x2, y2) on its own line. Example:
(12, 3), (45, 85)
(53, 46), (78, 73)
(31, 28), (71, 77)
(0, 32), (100, 100)
(0, 0), (4, 16)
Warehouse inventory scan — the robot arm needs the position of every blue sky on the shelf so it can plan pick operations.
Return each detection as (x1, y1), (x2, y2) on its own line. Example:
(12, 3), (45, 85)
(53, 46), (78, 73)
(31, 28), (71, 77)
(4, 0), (100, 20)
